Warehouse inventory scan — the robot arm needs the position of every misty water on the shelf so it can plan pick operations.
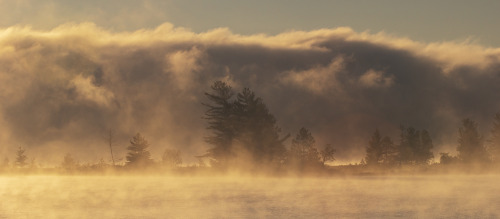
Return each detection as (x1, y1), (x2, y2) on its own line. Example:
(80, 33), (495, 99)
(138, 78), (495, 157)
(1, 175), (499, 218)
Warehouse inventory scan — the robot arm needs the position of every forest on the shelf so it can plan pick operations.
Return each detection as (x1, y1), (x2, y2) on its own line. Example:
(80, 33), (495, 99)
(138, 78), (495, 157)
(2, 81), (500, 175)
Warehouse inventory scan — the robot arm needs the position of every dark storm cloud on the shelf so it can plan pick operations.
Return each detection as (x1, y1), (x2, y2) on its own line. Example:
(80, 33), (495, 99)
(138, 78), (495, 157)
(0, 23), (499, 164)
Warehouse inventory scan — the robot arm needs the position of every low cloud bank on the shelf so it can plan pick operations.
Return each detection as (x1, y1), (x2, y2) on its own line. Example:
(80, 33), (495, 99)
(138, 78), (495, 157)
(1, 23), (499, 164)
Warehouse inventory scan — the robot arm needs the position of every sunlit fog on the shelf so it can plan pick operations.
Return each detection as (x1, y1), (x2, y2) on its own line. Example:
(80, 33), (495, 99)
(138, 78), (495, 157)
(1, 1), (500, 218)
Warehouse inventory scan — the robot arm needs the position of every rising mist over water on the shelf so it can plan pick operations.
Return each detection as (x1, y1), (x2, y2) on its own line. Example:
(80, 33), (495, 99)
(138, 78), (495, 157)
(1, 175), (499, 219)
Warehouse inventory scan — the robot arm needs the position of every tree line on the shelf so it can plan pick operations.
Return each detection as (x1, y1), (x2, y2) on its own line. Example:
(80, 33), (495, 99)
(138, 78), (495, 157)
(2, 81), (500, 173)
(200, 81), (335, 172)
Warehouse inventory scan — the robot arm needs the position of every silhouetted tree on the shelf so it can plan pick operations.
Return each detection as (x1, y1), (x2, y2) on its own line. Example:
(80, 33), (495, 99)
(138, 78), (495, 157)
(415, 130), (434, 164)
(365, 129), (383, 165)
(162, 148), (182, 168)
(202, 81), (288, 168)
(398, 127), (434, 165)
(126, 133), (153, 167)
(61, 153), (78, 170)
(457, 118), (489, 163)
(202, 81), (235, 166)
(320, 144), (336, 165)
(365, 129), (397, 165)
(289, 128), (321, 168)
(15, 147), (27, 168)
(233, 88), (288, 165)
(489, 113), (500, 162)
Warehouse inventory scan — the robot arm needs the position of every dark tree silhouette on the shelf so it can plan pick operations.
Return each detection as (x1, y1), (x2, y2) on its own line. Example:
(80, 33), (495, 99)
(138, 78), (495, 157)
(15, 147), (27, 168)
(365, 129), (397, 165)
(233, 88), (288, 164)
(365, 129), (383, 165)
(289, 128), (321, 168)
(457, 118), (489, 163)
(162, 148), (182, 168)
(489, 113), (500, 162)
(398, 127), (434, 165)
(320, 144), (336, 165)
(202, 81), (288, 168)
(126, 133), (153, 167)
(202, 81), (235, 166)
(415, 130), (434, 164)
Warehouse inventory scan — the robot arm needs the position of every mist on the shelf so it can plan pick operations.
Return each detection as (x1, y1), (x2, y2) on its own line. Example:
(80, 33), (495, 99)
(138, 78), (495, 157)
(1, 23), (500, 165)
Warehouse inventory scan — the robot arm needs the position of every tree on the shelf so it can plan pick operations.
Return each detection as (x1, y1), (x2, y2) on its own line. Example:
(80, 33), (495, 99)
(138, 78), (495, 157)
(457, 118), (489, 163)
(15, 147), (28, 168)
(365, 129), (397, 165)
(398, 127), (434, 165)
(233, 88), (288, 165)
(202, 81), (235, 166)
(489, 113), (500, 162)
(289, 128), (321, 167)
(202, 81), (288, 168)
(162, 148), (182, 168)
(61, 153), (78, 170)
(365, 129), (383, 165)
(414, 130), (434, 164)
(126, 133), (153, 167)
(320, 144), (336, 165)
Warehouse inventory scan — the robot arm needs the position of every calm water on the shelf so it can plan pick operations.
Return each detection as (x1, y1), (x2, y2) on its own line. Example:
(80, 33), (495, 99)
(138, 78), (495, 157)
(1, 175), (499, 218)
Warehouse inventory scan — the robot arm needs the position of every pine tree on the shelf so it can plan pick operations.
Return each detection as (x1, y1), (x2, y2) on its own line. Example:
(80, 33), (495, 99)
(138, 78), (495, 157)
(365, 129), (383, 165)
(398, 127), (434, 165)
(202, 81), (288, 168)
(457, 118), (489, 163)
(289, 128), (321, 167)
(126, 133), (153, 167)
(320, 144), (336, 165)
(202, 81), (235, 165)
(15, 147), (27, 168)
(415, 130), (434, 164)
(162, 148), (182, 168)
(365, 129), (397, 165)
(233, 88), (287, 164)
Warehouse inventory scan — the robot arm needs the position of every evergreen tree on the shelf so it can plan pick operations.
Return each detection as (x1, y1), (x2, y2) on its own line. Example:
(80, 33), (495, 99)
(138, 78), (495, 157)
(126, 133), (153, 167)
(202, 81), (288, 168)
(162, 148), (182, 168)
(289, 128), (321, 167)
(457, 118), (489, 163)
(365, 129), (383, 165)
(15, 147), (27, 168)
(489, 113), (500, 162)
(233, 88), (287, 164)
(320, 144), (336, 165)
(398, 127), (434, 165)
(365, 129), (397, 165)
(202, 81), (235, 165)
(380, 136), (397, 165)
(415, 130), (434, 164)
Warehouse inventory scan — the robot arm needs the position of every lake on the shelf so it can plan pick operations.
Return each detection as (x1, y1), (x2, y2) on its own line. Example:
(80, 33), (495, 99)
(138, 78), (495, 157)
(1, 175), (499, 218)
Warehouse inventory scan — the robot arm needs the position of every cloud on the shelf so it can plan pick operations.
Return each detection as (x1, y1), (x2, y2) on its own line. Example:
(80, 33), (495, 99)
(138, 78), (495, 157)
(359, 69), (394, 88)
(0, 22), (499, 164)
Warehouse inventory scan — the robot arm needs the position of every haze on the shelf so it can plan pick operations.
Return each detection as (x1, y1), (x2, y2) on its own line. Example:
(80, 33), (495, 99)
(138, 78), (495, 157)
(1, 1), (500, 218)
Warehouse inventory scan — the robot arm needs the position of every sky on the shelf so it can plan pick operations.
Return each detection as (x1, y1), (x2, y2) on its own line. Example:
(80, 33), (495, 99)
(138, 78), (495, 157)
(0, 0), (499, 165)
